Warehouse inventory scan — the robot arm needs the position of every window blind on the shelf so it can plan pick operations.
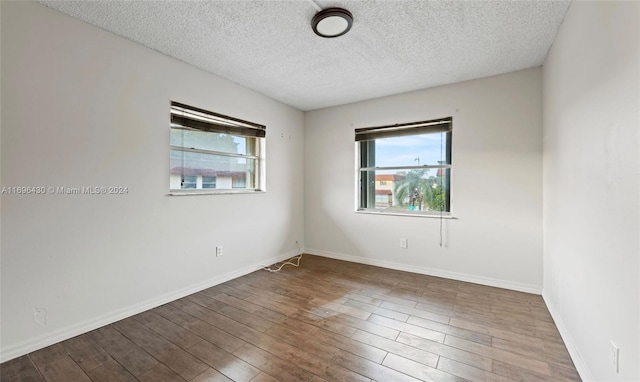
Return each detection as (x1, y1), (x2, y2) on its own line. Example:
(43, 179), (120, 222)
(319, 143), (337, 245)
(355, 117), (451, 142)
(170, 101), (266, 138)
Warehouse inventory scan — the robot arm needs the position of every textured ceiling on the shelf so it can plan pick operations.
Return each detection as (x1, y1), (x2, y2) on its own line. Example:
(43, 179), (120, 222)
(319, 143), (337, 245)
(37, 1), (571, 111)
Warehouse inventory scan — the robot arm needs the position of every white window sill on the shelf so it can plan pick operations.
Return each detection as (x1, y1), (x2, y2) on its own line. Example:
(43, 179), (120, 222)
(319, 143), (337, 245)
(356, 209), (457, 219)
(168, 189), (265, 196)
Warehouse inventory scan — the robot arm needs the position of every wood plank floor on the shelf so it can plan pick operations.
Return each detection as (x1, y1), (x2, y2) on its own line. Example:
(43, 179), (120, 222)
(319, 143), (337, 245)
(1, 255), (581, 382)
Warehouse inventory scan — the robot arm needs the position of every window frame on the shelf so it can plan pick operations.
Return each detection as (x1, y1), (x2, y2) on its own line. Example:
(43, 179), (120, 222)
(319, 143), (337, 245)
(355, 117), (453, 217)
(169, 101), (266, 195)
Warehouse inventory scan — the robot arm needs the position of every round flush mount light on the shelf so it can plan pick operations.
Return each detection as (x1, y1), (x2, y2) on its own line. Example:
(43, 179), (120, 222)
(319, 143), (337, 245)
(311, 8), (353, 38)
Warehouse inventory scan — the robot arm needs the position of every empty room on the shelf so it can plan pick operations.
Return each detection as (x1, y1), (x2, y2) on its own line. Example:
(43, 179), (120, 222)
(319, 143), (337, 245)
(1, 1), (638, 382)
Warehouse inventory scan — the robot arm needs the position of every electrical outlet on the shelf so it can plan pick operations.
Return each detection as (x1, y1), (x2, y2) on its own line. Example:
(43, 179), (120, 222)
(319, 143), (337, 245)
(400, 238), (408, 249)
(216, 246), (223, 257)
(610, 341), (619, 373)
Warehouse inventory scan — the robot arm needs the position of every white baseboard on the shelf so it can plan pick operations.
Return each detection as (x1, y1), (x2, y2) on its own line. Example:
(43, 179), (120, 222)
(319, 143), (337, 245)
(0, 250), (297, 363)
(542, 291), (593, 382)
(305, 248), (542, 294)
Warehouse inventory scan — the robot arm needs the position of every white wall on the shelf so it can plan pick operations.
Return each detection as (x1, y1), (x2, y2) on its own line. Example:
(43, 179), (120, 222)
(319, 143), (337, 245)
(304, 68), (543, 293)
(542, 2), (640, 381)
(0, 2), (304, 361)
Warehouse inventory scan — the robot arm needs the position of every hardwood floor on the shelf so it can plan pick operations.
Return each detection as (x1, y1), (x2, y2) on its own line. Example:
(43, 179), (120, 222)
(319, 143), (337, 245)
(1, 255), (581, 382)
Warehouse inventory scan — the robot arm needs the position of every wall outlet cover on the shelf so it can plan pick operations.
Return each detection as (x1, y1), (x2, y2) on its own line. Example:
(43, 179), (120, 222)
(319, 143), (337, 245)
(610, 340), (619, 373)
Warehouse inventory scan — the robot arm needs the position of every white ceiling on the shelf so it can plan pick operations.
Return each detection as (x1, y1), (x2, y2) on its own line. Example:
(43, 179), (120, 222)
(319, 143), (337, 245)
(38, 0), (571, 111)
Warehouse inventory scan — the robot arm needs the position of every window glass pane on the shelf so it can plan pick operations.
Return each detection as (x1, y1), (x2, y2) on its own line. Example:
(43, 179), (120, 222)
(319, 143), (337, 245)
(372, 132), (449, 167)
(170, 149), (256, 190)
(360, 169), (449, 213)
(171, 129), (251, 155)
(202, 176), (216, 189)
(182, 175), (197, 189)
(232, 176), (246, 189)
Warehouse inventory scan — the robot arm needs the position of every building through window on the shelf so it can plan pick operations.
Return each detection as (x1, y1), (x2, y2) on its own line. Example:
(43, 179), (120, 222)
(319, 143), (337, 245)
(170, 102), (265, 193)
(356, 117), (452, 215)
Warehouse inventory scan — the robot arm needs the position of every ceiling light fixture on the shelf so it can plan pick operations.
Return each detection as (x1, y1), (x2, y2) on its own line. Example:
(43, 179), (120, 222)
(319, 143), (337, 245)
(311, 8), (353, 38)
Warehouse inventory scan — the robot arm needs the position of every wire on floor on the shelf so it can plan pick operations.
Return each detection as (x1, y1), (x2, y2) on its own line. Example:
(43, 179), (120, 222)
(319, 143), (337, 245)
(262, 254), (303, 273)
(262, 241), (303, 273)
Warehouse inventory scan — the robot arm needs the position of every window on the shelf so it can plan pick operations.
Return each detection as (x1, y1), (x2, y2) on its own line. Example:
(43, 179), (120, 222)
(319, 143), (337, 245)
(356, 117), (452, 216)
(232, 176), (246, 189)
(170, 102), (265, 193)
(181, 175), (197, 189)
(202, 176), (216, 189)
